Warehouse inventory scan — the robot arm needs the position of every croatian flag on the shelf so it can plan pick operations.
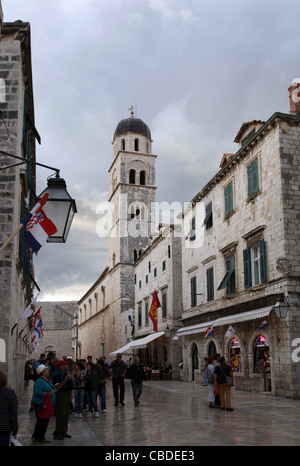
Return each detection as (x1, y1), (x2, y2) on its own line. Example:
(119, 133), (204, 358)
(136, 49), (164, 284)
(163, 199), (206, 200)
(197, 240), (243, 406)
(32, 307), (42, 328)
(257, 320), (269, 331)
(204, 326), (214, 338)
(22, 194), (57, 254)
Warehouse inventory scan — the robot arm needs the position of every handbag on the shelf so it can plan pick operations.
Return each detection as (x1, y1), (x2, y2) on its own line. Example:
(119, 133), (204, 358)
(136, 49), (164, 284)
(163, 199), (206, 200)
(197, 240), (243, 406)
(38, 392), (54, 419)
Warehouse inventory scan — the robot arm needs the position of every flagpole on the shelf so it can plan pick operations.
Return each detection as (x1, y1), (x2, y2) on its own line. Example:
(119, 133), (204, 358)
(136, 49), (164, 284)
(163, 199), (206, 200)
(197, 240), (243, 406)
(0, 223), (23, 254)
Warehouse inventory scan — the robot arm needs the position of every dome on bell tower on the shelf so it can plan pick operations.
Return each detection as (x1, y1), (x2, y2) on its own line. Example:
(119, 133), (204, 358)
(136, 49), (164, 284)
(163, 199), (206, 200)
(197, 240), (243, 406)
(113, 108), (151, 141)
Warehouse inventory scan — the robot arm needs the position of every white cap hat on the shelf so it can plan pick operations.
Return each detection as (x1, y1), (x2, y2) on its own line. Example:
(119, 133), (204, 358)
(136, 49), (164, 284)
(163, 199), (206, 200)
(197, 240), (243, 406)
(36, 364), (47, 375)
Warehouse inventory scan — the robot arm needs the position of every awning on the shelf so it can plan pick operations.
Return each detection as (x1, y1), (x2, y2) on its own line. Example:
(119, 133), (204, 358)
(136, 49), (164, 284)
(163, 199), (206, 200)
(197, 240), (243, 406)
(212, 306), (273, 327)
(109, 331), (165, 355)
(176, 306), (273, 337)
(109, 341), (135, 356)
(176, 322), (213, 337)
(130, 331), (165, 349)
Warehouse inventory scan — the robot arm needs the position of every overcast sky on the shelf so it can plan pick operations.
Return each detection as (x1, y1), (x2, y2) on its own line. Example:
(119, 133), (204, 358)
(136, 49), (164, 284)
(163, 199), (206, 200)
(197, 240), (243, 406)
(3, 0), (300, 301)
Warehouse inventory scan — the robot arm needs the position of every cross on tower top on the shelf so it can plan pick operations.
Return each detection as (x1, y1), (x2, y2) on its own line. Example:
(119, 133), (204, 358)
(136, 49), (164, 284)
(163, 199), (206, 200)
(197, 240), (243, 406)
(128, 105), (134, 118)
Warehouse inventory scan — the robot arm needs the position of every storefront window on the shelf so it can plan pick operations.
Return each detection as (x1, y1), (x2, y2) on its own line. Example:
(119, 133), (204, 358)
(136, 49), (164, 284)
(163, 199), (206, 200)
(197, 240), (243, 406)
(229, 338), (242, 372)
(253, 335), (269, 373)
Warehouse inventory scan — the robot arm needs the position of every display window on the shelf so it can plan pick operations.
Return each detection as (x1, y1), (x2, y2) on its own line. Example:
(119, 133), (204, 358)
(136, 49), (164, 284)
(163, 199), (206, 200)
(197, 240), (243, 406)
(254, 335), (270, 374)
(229, 338), (242, 372)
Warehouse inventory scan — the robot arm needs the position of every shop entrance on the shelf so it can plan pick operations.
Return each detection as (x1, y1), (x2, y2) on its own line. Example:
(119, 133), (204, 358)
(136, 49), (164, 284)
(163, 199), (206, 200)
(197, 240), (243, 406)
(254, 334), (271, 391)
(191, 343), (199, 382)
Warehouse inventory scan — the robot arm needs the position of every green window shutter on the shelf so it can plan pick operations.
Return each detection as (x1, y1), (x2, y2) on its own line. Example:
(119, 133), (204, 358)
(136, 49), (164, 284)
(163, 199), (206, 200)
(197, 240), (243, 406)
(162, 293), (167, 318)
(217, 256), (235, 291)
(206, 267), (214, 301)
(260, 239), (266, 283)
(224, 182), (233, 215)
(190, 276), (197, 307)
(243, 248), (252, 288)
(248, 158), (259, 197)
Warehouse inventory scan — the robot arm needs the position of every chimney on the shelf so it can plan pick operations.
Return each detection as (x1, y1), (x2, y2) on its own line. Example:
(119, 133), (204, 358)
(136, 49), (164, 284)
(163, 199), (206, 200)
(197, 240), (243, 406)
(288, 79), (300, 114)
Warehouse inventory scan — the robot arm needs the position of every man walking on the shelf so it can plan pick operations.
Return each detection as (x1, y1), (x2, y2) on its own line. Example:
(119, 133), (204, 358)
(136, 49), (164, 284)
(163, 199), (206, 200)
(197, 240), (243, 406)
(128, 357), (146, 406)
(92, 359), (110, 414)
(109, 353), (126, 406)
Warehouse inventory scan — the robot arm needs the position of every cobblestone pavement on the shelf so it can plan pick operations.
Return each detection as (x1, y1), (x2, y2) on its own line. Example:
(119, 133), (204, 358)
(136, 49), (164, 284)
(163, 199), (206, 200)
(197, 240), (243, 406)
(16, 379), (300, 447)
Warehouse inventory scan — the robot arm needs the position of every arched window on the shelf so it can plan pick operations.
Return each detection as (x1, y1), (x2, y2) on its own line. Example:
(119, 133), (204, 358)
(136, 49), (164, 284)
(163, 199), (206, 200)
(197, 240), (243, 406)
(129, 169), (136, 184)
(228, 338), (242, 372)
(208, 341), (216, 358)
(134, 138), (139, 151)
(140, 170), (146, 185)
(122, 139), (125, 150)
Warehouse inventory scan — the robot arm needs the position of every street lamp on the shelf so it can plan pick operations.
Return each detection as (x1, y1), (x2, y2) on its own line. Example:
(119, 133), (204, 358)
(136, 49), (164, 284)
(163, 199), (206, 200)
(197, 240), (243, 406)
(38, 174), (77, 243)
(165, 326), (171, 338)
(273, 294), (290, 319)
(0, 150), (77, 243)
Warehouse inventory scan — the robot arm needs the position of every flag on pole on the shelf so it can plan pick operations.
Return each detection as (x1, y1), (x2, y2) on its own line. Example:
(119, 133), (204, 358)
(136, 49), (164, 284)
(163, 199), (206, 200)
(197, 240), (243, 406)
(22, 193), (57, 254)
(128, 313), (135, 336)
(32, 307), (42, 328)
(257, 320), (269, 331)
(149, 290), (161, 332)
(22, 293), (39, 320)
(204, 326), (214, 338)
(225, 325), (236, 338)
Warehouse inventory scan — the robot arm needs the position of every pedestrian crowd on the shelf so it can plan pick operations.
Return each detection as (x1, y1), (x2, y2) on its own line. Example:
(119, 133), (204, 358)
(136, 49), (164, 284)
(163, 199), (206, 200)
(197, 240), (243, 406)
(1, 351), (235, 446)
(201, 353), (234, 411)
(6, 352), (149, 444)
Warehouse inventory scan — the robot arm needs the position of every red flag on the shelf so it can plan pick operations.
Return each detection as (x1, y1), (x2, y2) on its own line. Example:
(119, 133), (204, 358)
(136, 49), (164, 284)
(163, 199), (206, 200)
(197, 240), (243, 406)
(149, 290), (161, 332)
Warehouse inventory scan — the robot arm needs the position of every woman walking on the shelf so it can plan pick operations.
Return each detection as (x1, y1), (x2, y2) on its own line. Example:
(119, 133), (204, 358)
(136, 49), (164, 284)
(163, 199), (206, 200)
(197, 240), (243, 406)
(72, 361), (86, 418)
(85, 363), (98, 417)
(31, 364), (56, 443)
(206, 356), (215, 408)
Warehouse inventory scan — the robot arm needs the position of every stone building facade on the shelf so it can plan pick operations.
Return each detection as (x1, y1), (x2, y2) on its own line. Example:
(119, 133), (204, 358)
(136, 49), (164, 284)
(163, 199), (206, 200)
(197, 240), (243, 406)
(133, 224), (182, 379)
(0, 18), (40, 397)
(37, 301), (76, 359)
(177, 81), (300, 399)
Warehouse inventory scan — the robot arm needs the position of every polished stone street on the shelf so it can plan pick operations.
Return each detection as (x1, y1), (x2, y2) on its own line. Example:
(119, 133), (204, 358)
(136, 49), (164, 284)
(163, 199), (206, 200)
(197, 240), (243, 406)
(17, 379), (300, 447)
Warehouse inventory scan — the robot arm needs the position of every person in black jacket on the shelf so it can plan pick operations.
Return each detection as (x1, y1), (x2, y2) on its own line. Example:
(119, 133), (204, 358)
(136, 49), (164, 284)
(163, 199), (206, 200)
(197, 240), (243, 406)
(0, 371), (18, 446)
(92, 359), (110, 414)
(128, 357), (146, 406)
(214, 357), (234, 411)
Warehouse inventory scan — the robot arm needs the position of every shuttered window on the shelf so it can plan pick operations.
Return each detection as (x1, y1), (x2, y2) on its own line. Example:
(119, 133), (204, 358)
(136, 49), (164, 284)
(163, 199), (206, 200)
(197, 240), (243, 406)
(243, 239), (266, 288)
(203, 202), (213, 230)
(162, 293), (167, 318)
(190, 276), (197, 307)
(217, 255), (235, 295)
(224, 182), (233, 216)
(247, 158), (259, 197)
(206, 267), (214, 302)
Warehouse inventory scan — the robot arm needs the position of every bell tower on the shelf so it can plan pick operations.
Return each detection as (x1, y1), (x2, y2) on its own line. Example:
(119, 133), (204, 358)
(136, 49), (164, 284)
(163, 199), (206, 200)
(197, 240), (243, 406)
(108, 109), (157, 317)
